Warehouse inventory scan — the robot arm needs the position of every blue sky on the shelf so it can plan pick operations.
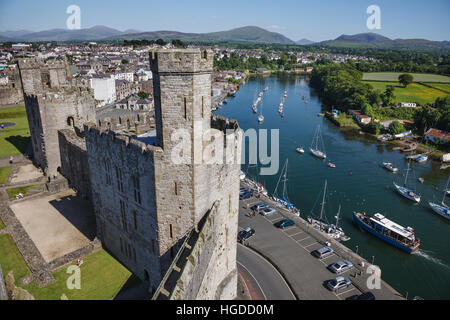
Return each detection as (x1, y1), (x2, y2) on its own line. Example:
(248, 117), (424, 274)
(0, 0), (449, 41)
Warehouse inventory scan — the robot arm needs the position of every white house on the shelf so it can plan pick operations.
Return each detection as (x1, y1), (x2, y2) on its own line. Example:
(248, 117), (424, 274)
(90, 75), (117, 106)
(114, 70), (135, 82)
(399, 102), (417, 108)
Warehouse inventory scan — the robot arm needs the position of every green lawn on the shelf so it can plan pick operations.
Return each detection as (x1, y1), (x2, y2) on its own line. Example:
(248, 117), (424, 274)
(363, 81), (448, 105)
(363, 72), (450, 83)
(0, 106), (31, 158)
(423, 82), (450, 94)
(0, 218), (5, 230)
(0, 234), (31, 282)
(6, 184), (42, 198)
(0, 165), (11, 184)
(24, 250), (135, 300)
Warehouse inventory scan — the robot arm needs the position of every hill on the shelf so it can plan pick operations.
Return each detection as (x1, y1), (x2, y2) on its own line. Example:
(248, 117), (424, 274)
(296, 38), (315, 45)
(8, 26), (124, 42)
(106, 26), (296, 45)
(317, 33), (450, 51)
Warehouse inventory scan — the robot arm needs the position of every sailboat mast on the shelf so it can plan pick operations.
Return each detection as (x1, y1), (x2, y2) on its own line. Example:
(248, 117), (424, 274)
(404, 161), (410, 186)
(443, 176), (450, 205)
(335, 205), (341, 229)
(320, 180), (327, 222)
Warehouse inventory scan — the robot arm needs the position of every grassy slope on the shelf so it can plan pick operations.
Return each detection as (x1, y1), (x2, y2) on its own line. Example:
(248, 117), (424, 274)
(0, 234), (31, 281)
(24, 250), (134, 300)
(0, 218), (4, 230)
(0, 165), (11, 184)
(6, 184), (41, 198)
(363, 81), (448, 105)
(0, 106), (30, 158)
(362, 72), (450, 83)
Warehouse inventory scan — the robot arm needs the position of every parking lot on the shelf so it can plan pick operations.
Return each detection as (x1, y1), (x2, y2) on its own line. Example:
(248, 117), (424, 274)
(238, 186), (403, 300)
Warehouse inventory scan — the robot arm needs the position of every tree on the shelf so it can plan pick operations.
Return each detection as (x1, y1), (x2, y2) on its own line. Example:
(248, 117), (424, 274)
(121, 59), (129, 65)
(381, 85), (396, 106)
(388, 121), (406, 135)
(155, 38), (166, 46)
(361, 103), (373, 116)
(364, 121), (381, 135)
(137, 91), (148, 100)
(171, 39), (186, 48)
(398, 73), (414, 87)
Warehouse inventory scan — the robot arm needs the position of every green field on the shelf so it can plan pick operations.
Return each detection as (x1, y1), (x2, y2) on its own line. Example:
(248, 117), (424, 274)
(0, 106), (30, 158)
(24, 250), (135, 300)
(423, 82), (450, 94)
(0, 166), (11, 184)
(363, 72), (450, 83)
(0, 218), (5, 230)
(6, 184), (42, 198)
(0, 234), (31, 282)
(0, 233), (137, 300)
(363, 81), (448, 105)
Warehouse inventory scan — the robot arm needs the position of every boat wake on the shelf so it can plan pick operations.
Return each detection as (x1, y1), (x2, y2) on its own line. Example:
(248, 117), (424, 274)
(416, 249), (450, 270)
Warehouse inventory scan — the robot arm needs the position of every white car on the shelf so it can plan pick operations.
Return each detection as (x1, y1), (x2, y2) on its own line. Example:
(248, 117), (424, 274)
(258, 207), (276, 216)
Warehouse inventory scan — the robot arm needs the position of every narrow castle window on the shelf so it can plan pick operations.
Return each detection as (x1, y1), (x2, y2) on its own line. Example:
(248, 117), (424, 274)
(202, 96), (204, 118)
(132, 176), (141, 204)
(67, 117), (75, 127)
(115, 166), (124, 192)
(152, 239), (155, 254)
(133, 210), (138, 231)
(120, 199), (128, 232)
(169, 224), (173, 239)
(184, 97), (187, 119)
(144, 270), (150, 281)
(104, 160), (111, 185)
(174, 182), (178, 195)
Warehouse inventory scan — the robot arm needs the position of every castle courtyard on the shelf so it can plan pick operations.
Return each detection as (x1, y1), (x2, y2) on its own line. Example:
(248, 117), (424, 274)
(9, 189), (96, 263)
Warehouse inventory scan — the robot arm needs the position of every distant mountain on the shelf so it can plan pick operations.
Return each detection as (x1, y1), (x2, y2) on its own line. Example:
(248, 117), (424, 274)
(0, 30), (33, 39)
(317, 32), (450, 50)
(6, 26), (124, 42)
(106, 26), (296, 45)
(296, 38), (315, 45)
(0, 35), (11, 42)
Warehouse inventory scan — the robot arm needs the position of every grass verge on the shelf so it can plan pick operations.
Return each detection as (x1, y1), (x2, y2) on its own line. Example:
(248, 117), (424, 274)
(0, 106), (30, 158)
(0, 166), (12, 184)
(6, 184), (42, 199)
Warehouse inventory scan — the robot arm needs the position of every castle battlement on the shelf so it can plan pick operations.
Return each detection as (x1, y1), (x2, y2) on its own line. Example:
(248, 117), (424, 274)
(84, 123), (162, 155)
(150, 49), (213, 74)
(211, 115), (240, 133)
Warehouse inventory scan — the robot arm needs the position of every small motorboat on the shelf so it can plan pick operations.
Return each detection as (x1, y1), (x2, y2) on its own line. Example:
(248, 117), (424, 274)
(416, 155), (428, 163)
(240, 171), (246, 181)
(383, 162), (398, 173)
(258, 115), (264, 123)
(296, 147), (305, 154)
(328, 162), (336, 168)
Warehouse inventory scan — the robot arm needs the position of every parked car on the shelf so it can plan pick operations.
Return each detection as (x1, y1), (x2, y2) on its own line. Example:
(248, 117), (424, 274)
(240, 188), (251, 195)
(328, 260), (354, 274)
(312, 246), (334, 259)
(240, 191), (253, 200)
(251, 203), (270, 211)
(346, 292), (376, 300)
(274, 219), (295, 229)
(238, 227), (255, 243)
(258, 206), (276, 216)
(326, 276), (352, 292)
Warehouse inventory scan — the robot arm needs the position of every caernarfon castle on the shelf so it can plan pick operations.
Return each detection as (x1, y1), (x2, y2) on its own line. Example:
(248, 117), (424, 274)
(17, 49), (242, 299)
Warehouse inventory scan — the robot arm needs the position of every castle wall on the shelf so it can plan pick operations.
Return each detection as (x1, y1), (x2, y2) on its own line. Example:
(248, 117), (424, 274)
(58, 129), (92, 199)
(84, 125), (164, 292)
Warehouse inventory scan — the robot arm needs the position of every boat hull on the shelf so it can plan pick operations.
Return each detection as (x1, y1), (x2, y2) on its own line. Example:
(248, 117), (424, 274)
(353, 213), (418, 254)
(429, 202), (450, 220)
(310, 148), (326, 159)
(393, 182), (421, 203)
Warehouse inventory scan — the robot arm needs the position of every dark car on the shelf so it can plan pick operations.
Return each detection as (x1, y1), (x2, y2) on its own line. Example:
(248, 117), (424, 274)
(240, 191), (253, 200)
(274, 219), (295, 229)
(346, 292), (376, 300)
(238, 227), (255, 243)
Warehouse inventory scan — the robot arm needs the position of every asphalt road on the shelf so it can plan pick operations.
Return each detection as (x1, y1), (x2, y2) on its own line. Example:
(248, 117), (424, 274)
(237, 191), (403, 300)
(237, 243), (296, 300)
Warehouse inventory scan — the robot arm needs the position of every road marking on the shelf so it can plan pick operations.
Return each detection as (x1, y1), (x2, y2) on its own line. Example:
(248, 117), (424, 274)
(282, 226), (296, 232)
(237, 261), (267, 300)
(304, 242), (318, 248)
(297, 236), (311, 242)
(238, 244), (297, 300)
(336, 287), (358, 296)
(289, 231), (303, 237)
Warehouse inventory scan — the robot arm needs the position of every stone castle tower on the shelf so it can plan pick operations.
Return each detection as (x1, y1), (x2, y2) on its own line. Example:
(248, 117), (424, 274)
(17, 58), (95, 177)
(85, 49), (241, 299)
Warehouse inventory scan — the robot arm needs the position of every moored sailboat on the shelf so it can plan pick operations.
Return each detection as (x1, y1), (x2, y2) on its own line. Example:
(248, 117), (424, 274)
(393, 160), (421, 203)
(310, 124), (327, 159)
(428, 177), (450, 220)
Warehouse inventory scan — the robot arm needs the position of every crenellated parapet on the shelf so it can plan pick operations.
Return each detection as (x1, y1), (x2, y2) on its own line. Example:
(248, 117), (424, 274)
(150, 49), (213, 75)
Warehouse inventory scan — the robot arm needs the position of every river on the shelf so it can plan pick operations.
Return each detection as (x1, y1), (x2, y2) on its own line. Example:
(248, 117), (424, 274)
(215, 75), (450, 300)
